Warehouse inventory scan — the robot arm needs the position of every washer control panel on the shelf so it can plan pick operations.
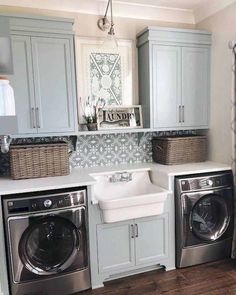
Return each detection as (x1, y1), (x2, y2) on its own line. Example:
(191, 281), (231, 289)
(178, 171), (233, 192)
(6, 188), (86, 214)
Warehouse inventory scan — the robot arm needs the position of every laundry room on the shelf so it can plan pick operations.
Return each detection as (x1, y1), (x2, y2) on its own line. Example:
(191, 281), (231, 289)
(0, 1), (236, 295)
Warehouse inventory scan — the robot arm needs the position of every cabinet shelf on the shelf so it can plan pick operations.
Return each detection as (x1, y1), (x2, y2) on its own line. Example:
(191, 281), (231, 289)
(77, 128), (153, 136)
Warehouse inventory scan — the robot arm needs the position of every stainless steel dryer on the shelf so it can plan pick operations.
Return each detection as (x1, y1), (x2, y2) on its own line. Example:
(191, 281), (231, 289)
(175, 171), (234, 268)
(2, 187), (91, 295)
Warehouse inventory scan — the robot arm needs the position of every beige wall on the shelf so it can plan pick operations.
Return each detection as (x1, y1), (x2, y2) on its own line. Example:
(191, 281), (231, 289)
(197, 3), (236, 165)
(0, 5), (194, 39)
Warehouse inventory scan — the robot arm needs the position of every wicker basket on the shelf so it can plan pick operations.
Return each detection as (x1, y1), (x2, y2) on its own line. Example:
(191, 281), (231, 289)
(152, 135), (207, 165)
(10, 142), (70, 180)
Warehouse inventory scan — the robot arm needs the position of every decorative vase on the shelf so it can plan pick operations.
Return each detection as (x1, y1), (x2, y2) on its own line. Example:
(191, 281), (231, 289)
(87, 123), (98, 131)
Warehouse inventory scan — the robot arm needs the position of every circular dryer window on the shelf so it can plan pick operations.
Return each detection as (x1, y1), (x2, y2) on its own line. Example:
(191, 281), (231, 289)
(190, 194), (230, 241)
(19, 216), (79, 275)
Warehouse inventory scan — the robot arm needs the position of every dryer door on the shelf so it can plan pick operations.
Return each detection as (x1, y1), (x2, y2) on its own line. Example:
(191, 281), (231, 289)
(19, 215), (79, 275)
(181, 187), (233, 245)
(8, 207), (87, 283)
(190, 194), (230, 241)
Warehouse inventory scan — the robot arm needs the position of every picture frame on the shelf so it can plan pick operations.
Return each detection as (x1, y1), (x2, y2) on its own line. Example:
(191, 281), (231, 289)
(75, 37), (136, 124)
(97, 105), (143, 130)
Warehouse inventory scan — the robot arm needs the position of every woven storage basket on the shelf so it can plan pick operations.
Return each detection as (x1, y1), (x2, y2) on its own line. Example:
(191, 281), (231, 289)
(10, 142), (70, 180)
(152, 135), (207, 165)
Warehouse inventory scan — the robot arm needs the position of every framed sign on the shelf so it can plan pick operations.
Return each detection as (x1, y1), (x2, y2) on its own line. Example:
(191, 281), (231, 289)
(97, 105), (143, 130)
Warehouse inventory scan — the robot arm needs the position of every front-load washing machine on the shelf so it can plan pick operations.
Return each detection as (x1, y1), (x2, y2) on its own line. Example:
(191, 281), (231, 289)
(2, 187), (91, 295)
(175, 170), (234, 268)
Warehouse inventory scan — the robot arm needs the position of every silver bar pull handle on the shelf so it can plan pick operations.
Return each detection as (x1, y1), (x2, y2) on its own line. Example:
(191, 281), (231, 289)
(130, 224), (134, 239)
(135, 224), (138, 238)
(179, 105), (182, 123)
(36, 107), (40, 128)
(182, 105), (185, 123)
(31, 107), (36, 128)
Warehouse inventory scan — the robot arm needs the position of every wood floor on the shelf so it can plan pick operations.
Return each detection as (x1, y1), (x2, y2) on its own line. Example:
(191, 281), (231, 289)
(80, 259), (236, 295)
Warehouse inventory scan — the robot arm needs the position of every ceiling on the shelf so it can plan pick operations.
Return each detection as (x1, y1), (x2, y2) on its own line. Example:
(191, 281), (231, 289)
(117, 0), (212, 10)
(0, 0), (235, 24)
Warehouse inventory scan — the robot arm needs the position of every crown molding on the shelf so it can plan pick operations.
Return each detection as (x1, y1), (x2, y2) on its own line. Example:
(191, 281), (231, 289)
(194, 0), (236, 23)
(0, 0), (235, 25)
(0, 0), (195, 24)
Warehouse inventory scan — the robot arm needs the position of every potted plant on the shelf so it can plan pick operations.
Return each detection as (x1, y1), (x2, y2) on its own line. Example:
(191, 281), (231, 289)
(81, 97), (105, 131)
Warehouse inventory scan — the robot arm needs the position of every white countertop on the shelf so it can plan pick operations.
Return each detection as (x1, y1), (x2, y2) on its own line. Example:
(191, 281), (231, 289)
(0, 169), (96, 195)
(151, 161), (231, 176)
(0, 161), (231, 195)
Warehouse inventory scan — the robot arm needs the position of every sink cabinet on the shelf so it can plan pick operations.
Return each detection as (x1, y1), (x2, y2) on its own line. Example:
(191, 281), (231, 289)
(88, 178), (175, 289)
(97, 221), (135, 274)
(8, 16), (78, 136)
(137, 27), (211, 130)
(97, 214), (169, 275)
(135, 215), (169, 266)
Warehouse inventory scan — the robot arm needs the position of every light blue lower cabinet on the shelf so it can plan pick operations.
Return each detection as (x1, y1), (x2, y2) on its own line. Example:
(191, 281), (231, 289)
(97, 221), (135, 274)
(95, 214), (171, 283)
(135, 214), (169, 266)
(87, 187), (175, 289)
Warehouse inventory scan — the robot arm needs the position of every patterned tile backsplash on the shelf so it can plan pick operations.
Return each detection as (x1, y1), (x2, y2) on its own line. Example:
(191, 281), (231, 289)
(0, 130), (196, 176)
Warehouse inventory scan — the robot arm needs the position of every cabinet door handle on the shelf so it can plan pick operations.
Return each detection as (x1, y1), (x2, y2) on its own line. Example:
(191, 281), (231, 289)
(182, 105), (185, 123)
(130, 224), (134, 239)
(31, 107), (36, 128)
(179, 105), (182, 123)
(135, 224), (138, 238)
(36, 107), (40, 128)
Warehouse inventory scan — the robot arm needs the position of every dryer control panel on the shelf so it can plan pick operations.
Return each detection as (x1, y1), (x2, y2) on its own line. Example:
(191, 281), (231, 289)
(4, 187), (86, 215)
(177, 171), (233, 192)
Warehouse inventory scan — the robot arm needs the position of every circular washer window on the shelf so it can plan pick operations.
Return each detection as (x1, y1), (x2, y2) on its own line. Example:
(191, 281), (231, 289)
(19, 216), (79, 275)
(190, 194), (230, 241)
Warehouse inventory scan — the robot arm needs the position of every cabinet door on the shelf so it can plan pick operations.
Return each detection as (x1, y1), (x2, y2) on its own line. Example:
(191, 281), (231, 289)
(181, 47), (209, 127)
(152, 45), (181, 128)
(135, 214), (169, 266)
(31, 37), (76, 133)
(9, 35), (36, 134)
(97, 222), (135, 274)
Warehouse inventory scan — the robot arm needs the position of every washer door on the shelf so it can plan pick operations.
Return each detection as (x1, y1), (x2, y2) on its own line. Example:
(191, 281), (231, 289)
(19, 215), (79, 275)
(190, 194), (230, 241)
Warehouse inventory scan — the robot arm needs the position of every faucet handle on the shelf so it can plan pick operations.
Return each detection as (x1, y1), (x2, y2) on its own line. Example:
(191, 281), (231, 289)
(121, 172), (132, 182)
(109, 172), (132, 183)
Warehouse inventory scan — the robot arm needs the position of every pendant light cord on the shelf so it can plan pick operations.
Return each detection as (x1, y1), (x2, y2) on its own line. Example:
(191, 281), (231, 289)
(233, 45), (236, 91)
(104, 0), (111, 18)
(110, 0), (114, 26)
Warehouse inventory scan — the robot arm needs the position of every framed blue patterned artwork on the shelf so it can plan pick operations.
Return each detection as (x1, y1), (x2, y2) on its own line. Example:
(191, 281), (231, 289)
(75, 37), (134, 124)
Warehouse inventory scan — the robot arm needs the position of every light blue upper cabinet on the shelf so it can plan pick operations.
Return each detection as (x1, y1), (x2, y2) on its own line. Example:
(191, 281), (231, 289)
(152, 45), (181, 129)
(31, 37), (75, 133)
(8, 15), (78, 136)
(181, 47), (209, 127)
(137, 27), (212, 130)
(9, 35), (36, 134)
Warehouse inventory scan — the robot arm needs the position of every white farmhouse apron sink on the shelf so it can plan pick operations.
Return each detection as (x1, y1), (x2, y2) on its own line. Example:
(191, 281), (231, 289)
(92, 170), (169, 223)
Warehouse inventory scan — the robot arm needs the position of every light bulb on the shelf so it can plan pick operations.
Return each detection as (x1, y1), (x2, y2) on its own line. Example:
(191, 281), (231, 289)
(103, 26), (118, 49)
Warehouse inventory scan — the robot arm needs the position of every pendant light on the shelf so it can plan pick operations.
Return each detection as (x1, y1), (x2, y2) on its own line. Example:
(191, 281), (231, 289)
(98, 0), (118, 48)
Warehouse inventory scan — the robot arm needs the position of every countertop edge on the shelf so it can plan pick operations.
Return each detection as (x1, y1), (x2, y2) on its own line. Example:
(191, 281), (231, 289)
(0, 161), (232, 196)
